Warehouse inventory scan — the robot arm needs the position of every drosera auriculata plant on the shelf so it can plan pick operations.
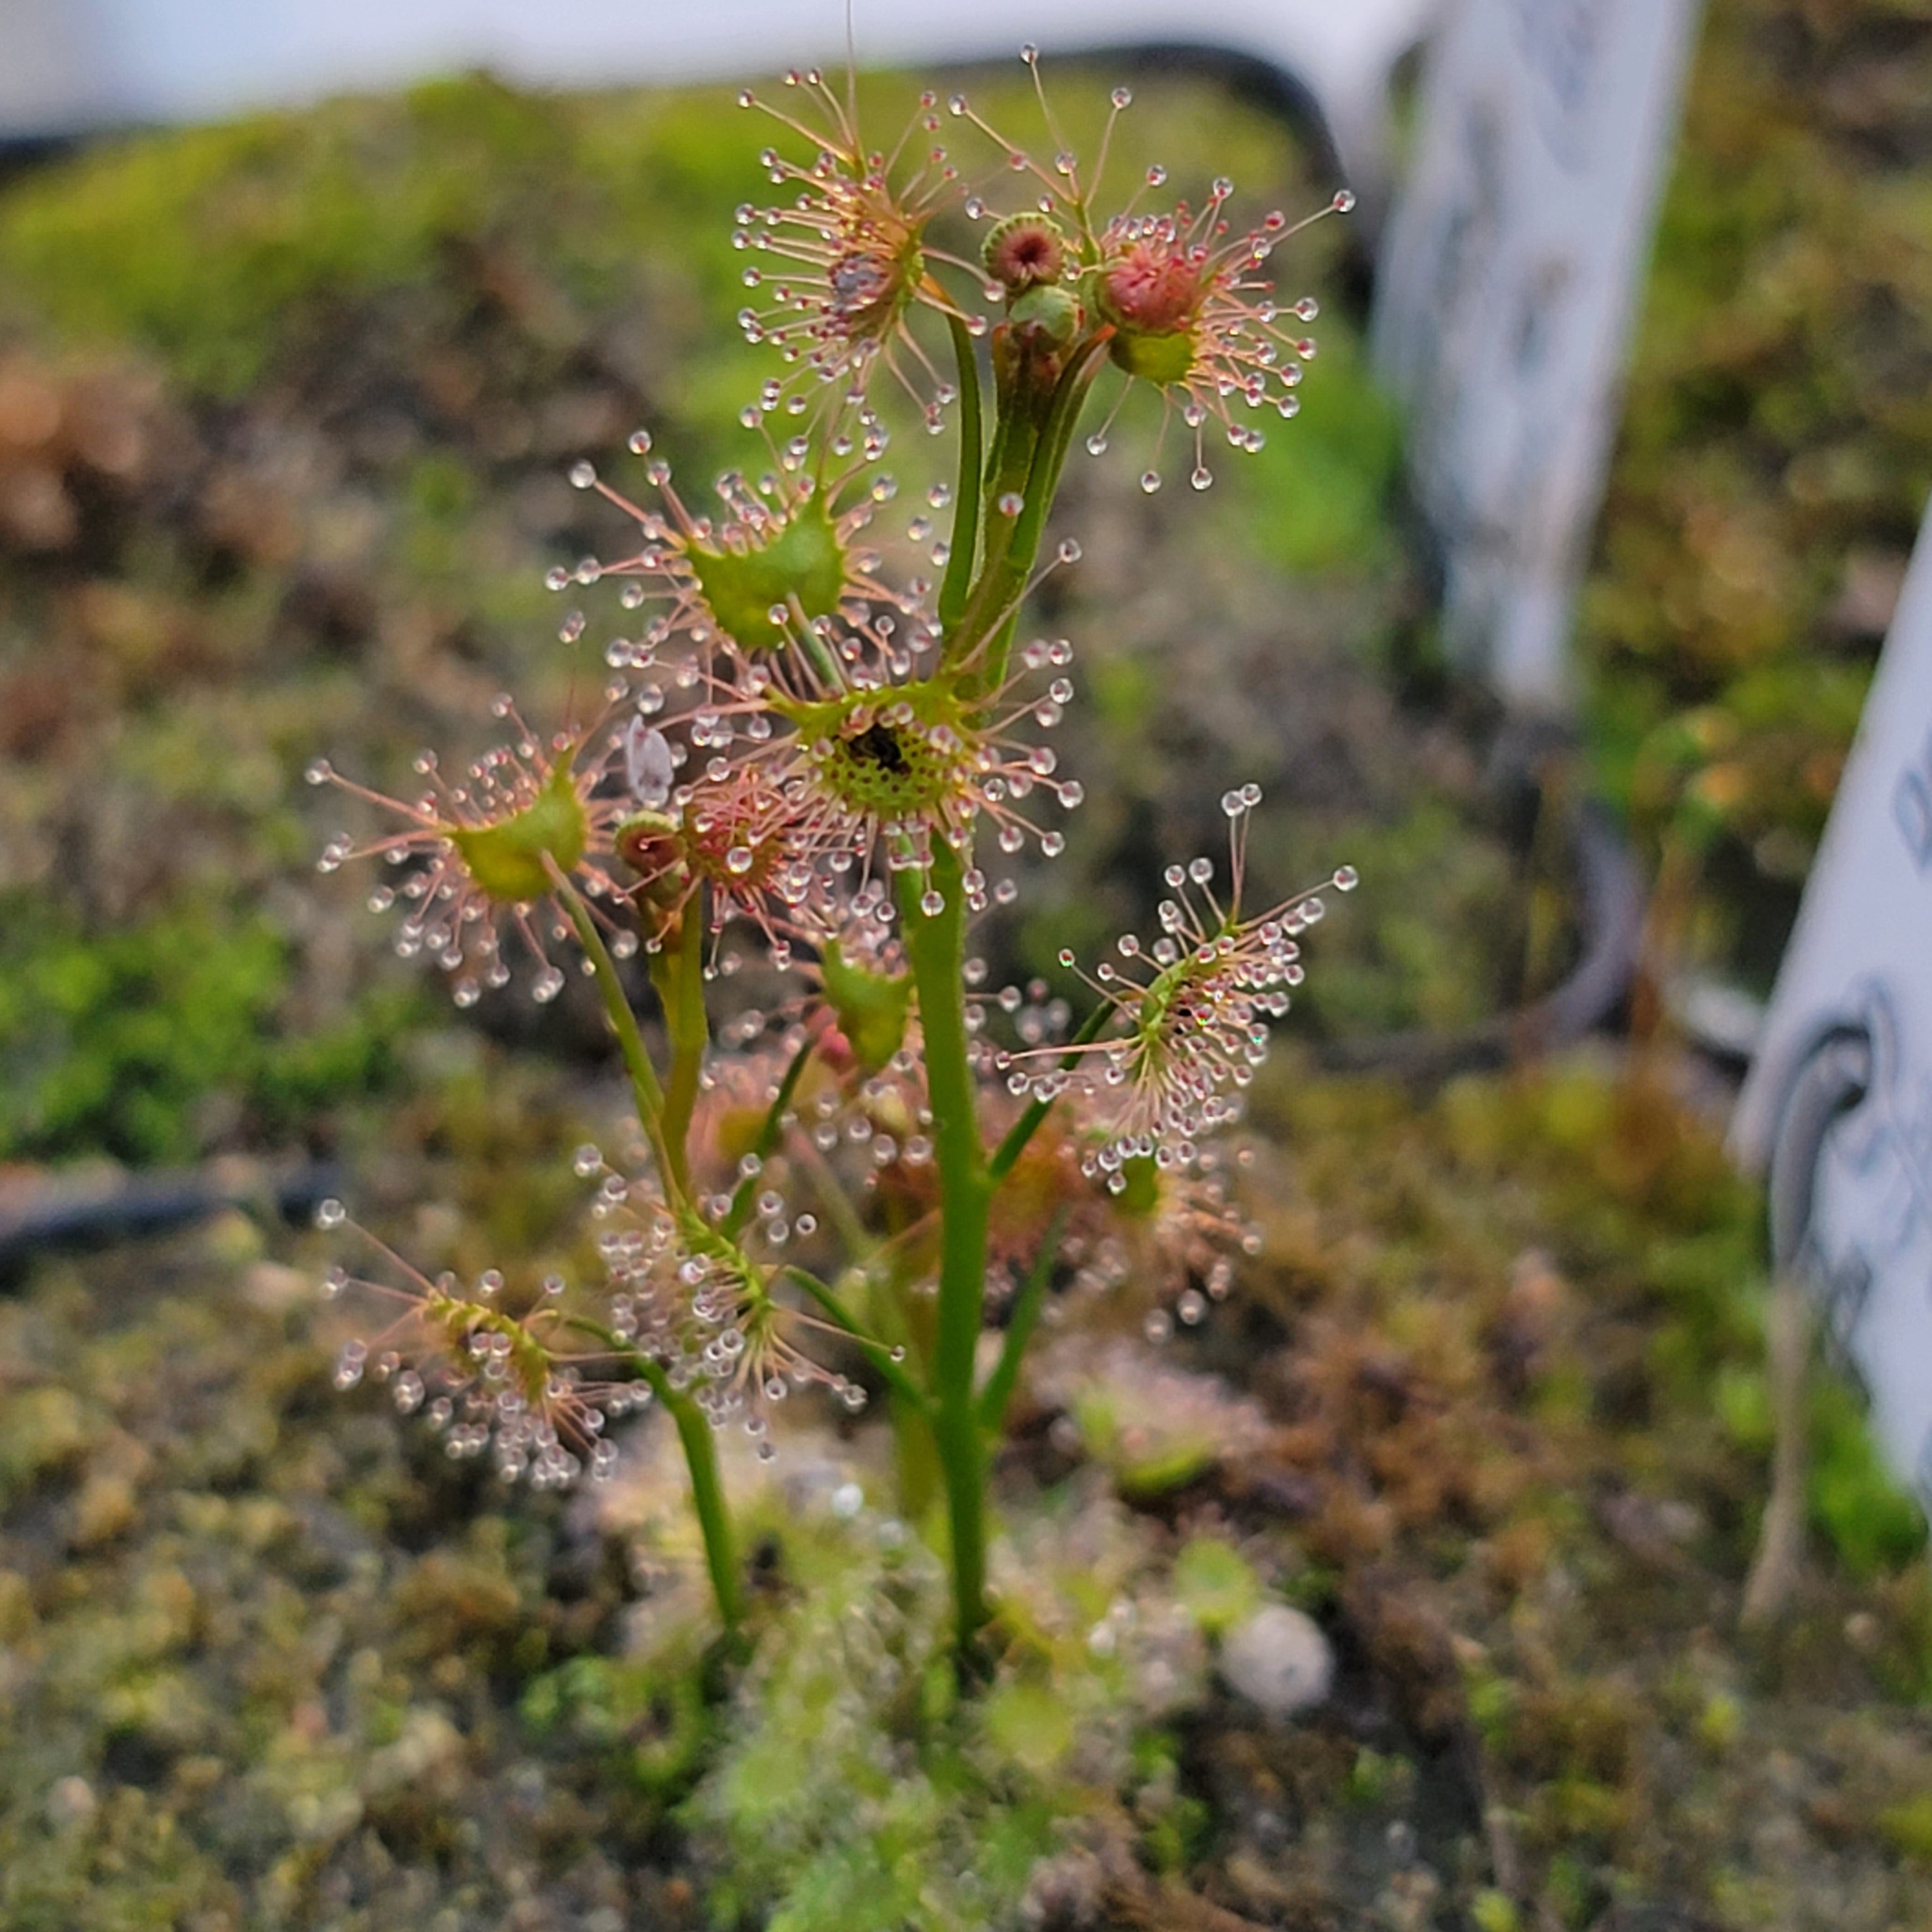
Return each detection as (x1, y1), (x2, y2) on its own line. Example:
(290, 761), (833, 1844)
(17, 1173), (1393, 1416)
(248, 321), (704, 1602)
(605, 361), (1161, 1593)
(306, 43), (1357, 1674)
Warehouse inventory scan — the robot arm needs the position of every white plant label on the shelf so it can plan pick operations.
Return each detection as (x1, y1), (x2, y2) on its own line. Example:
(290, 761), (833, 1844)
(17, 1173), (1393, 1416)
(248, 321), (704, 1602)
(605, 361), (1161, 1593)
(1734, 492), (1932, 1506)
(1371, 0), (1701, 708)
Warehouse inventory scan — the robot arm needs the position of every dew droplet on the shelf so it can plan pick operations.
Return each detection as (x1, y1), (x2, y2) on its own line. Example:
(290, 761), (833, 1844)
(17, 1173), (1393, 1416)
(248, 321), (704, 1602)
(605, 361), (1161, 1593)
(569, 460), (597, 489)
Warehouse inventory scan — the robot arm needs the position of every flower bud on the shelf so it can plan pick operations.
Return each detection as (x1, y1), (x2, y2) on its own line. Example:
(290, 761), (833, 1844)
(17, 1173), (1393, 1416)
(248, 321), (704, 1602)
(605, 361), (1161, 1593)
(1008, 283), (1082, 351)
(982, 212), (1067, 292)
(1095, 241), (1202, 334)
(615, 808), (682, 872)
(1093, 241), (1205, 384)
(613, 807), (692, 927)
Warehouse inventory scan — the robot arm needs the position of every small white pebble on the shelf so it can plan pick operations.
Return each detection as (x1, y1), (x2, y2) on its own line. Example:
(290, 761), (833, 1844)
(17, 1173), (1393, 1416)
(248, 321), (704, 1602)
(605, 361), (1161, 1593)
(1220, 1604), (1333, 1718)
(46, 1776), (98, 1829)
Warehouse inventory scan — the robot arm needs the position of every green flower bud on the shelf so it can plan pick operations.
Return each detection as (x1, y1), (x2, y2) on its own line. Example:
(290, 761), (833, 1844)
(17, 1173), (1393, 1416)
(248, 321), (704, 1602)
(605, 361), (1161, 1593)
(1009, 283), (1082, 350)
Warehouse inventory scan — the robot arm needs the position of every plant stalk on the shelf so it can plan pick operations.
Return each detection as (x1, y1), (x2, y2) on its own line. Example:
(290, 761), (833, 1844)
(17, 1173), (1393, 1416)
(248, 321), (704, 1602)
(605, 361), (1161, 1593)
(652, 901), (710, 1196)
(554, 878), (681, 1197)
(898, 841), (993, 1663)
(570, 1318), (743, 1637)
(938, 313), (984, 633)
(953, 337), (1109, 695)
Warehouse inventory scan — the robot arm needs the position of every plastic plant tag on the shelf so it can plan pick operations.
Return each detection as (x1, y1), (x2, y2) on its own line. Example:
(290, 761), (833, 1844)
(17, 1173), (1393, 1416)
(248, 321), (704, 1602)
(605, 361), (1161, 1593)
(1370, 0), (1700, 709)
(1734, 490), (1932, 1511)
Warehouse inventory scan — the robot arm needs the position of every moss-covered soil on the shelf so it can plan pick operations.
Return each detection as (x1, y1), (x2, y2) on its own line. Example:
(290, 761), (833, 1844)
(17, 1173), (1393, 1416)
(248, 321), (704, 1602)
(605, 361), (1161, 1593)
(3, 3), (1932, 1927)
(7, 1053), (1932, 1930)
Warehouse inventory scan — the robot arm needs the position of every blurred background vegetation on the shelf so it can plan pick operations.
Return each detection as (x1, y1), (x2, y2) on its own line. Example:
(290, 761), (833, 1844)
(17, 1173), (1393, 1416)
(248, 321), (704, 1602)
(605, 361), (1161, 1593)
(0, 61), (1419, 1173)
(0, 1), (1924, 1172)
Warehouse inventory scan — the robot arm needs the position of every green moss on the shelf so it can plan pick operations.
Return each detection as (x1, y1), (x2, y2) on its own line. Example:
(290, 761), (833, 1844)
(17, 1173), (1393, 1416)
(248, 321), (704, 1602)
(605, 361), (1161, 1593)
(1807, 1379), (1927, 1579)
(676, 1501), (1190, 1930)
(1344, 1745), (1399, 1807)
(0, 1386), (94, 1502)
(1290, 799), (1517, 1036)
(1471, 1889), (1521, 1932)
(0, 892), (418, 1164)
(1716, 1355), (1927, 1577)
(0, 112), (440, 396)
(1878, 1793), (1932, 1864)
(981, 1677), (1078, 1774)
(1694, 1692), (1742, 1754)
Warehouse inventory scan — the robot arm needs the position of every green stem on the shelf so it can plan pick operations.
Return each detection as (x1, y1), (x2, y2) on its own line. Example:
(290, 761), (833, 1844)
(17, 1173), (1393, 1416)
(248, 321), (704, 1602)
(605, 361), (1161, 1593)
(938, 313), (983, 634)
(941, 385), (1042, 681)
(976, 1208), (1064, 1435)
(1012, 336), (1111, 578)
(953, 337), (1109, 696)
(651, 903), (709, 1197)
(555, 879), (677, 1193)
(568, 1317), (743, 1636)
(897, 842), (992, 1662)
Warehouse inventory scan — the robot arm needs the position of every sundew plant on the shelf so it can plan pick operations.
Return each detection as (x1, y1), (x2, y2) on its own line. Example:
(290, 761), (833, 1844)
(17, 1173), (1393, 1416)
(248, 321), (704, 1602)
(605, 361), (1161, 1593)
(307, 50), (1357, 1674)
